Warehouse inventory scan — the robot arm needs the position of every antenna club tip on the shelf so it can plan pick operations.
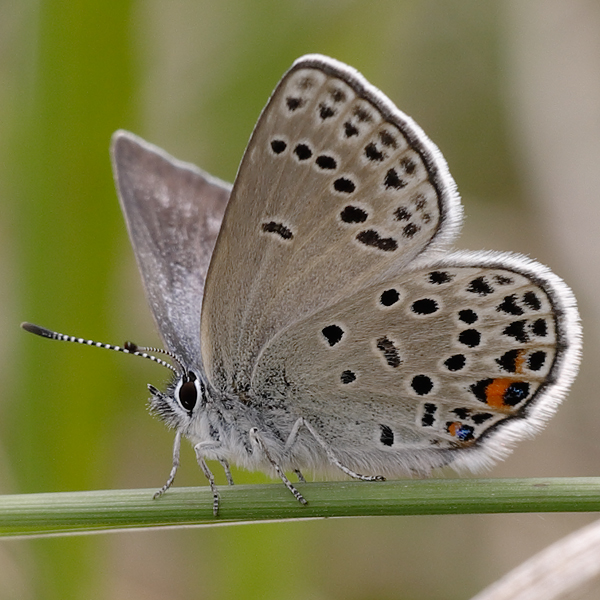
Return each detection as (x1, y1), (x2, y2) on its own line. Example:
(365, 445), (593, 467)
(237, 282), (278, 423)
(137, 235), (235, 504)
(21, 322), (52, 337)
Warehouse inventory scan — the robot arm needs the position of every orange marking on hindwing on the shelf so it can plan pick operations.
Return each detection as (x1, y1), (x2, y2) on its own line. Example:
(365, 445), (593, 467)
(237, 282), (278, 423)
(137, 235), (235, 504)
(515, 350), (526, 374)
(485, 378), (513, 409)
(448, 422), (460, 437)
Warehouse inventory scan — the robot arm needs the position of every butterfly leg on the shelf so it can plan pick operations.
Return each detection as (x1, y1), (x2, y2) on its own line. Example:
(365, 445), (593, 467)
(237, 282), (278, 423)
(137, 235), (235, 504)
(193, 444), (220, 516)
(153, 430), (182, 499)
(294, 469), (306, 483)
(249, 428), (308, 505)
(290, 418), (386, 482)
(219, 459), (235, 486)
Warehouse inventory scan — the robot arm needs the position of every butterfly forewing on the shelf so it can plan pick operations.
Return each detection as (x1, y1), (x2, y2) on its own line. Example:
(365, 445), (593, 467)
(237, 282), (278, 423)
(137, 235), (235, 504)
(202, 56), (462, 392)
(112, 131), (231, 368)
(250, 255), (576, 475)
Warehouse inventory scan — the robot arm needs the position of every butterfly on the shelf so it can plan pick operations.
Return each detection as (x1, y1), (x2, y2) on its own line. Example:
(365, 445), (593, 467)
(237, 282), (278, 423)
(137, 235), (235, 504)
(23, 55), (582, 515)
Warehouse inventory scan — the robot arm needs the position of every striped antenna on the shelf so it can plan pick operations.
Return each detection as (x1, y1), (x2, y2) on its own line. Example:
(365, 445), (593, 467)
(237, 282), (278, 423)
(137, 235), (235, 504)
(21, 322), (183, 375)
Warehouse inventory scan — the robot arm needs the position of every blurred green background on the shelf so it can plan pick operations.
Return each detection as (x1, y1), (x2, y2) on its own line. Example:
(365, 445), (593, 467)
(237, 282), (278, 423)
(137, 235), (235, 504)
(2, 1), (600, 598)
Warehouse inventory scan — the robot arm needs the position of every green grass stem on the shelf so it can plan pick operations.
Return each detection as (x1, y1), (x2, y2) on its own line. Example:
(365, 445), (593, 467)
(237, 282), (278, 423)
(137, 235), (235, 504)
(1, 477), (599, 538)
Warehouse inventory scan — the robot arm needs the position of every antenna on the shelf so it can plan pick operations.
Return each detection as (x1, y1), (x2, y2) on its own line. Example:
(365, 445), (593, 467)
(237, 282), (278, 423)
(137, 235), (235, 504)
(21, 322), (183, 375)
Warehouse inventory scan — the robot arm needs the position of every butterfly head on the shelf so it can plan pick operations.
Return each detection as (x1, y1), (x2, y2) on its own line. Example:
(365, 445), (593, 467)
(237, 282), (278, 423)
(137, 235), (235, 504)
(148, 369), (205, 432)
(20, 321), (206, 432)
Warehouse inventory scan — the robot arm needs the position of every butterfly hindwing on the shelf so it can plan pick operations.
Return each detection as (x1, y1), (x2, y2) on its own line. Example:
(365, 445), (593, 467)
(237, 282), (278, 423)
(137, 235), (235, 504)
(201, 55), (462, 393)
(250, 253), (579, 475)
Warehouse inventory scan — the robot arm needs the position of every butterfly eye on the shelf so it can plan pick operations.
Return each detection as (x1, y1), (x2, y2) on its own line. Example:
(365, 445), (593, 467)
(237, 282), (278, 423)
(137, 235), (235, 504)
(176, 371), (199, 413)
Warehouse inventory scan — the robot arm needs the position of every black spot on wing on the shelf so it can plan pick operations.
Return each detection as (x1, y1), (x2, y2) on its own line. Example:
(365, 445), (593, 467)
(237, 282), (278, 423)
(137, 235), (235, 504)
(497, 295), (524, 316)
(458, 329), (481, 347)
(458, 309), (478, 324)
(379, 130), (398, 148)
(294, 144), (312, 160)
(531, 319), (548, 337)
(270, 139), (287, 154)
(344, 122), (359, 137)
(496, 349), (520, 373)
(470, 379), (493, 402)
(354, 106), (372, 122)
(319, 103), (335, 119)
(376, 336), (401, 367)
(316, 155), (337, 170)
(340, 370), (356, 384)
(400, 156), (416, 175)
(394, 207), (411, 221)
(421, 403), (437, 427)
(467, 277), (494, 296)
(379, 289), (400, 307)
(523, 291), (542, 311)
(380, 424), (394, 446)
(528, 351), (546, 371)
(340, 206), (368, 223)
(286, 97), (304, 111)
(334, 178), (356, 194)
(503, 320), (529, 343)
(322, 325), (344, 346)
(384, 168), (406, 189)
(411, 298), (439, 315)
(504, 382), (530, 406)
(411, 375), (433, 395)
(472, 413), (493, 425)
(428, 271), (454, 285)
(444, 354), (466, 371)
(494, 274), (513, 285)
(261, 221), (293, 240)
(329, 88), (346, 103)
(402, 223), (419, 238)
(365, 143), (385, 162)
(356, 230), (398, 252)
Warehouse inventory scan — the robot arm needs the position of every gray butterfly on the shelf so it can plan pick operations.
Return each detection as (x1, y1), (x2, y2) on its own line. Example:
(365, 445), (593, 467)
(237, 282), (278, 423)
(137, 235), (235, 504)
(24, 55), (582, 515)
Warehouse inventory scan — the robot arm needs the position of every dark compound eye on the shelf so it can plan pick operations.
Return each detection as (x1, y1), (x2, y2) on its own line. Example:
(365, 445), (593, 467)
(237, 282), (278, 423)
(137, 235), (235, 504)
(177, 372), (198, 412)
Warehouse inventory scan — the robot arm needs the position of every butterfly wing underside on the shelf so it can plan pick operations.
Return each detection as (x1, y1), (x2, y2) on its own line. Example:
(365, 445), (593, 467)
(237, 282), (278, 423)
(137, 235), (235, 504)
(112, 131), (231, 368)
(201, 55), (463, 392)
(251, 254), (580, 475)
